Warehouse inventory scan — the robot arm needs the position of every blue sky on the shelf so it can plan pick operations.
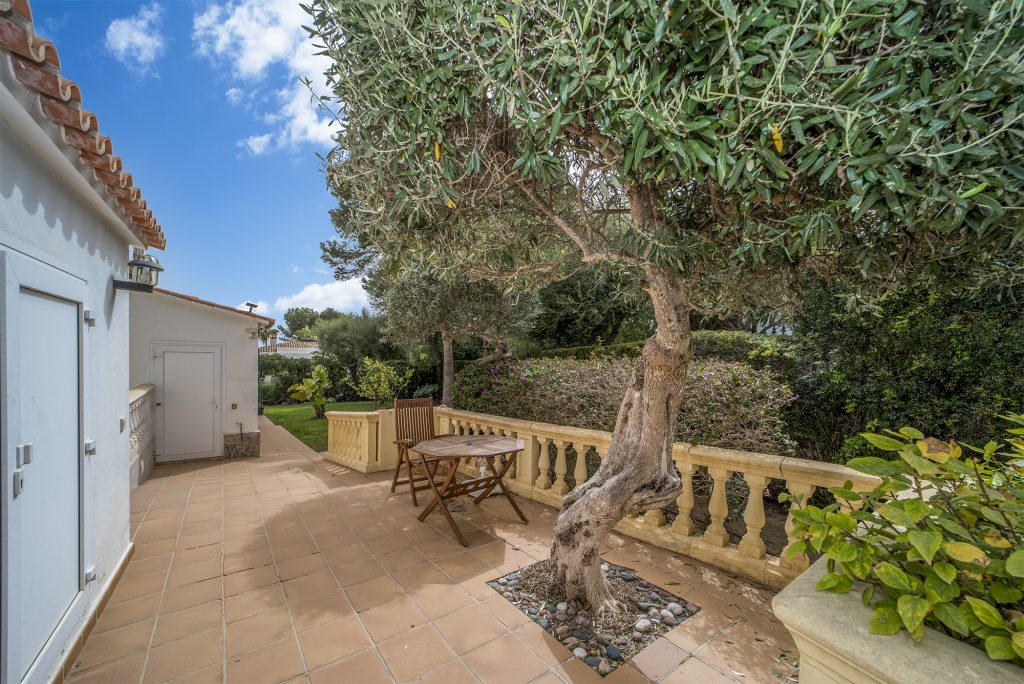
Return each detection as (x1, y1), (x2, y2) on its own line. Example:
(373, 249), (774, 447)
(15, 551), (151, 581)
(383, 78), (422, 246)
(32, 0), (367, 317)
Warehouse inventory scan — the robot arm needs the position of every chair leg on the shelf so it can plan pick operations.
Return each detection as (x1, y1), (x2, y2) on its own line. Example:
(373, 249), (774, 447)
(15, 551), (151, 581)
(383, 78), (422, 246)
(390, 447), (405, 493)
(406, 456), (418, 507)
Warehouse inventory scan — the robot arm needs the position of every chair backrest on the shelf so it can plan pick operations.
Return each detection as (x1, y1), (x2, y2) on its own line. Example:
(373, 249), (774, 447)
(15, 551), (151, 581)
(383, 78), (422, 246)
(394, 398), (435, 446)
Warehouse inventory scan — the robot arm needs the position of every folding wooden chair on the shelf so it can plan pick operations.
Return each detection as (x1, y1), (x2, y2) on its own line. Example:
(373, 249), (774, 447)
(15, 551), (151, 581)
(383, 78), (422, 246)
(391, 397), (442, 506)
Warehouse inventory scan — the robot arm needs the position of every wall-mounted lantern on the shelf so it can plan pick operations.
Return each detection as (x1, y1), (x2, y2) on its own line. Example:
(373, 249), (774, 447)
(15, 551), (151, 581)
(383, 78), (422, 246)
(113, 249), (163, 293)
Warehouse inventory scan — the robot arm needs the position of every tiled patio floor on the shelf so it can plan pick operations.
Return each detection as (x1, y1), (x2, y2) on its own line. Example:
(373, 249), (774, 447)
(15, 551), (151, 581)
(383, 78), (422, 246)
(67, 417), (799, 684)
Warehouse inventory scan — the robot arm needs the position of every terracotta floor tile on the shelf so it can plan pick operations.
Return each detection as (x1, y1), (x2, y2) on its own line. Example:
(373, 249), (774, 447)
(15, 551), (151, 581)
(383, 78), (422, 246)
(312, 528), (359, 551)
(143, 627), (224, 684)
(288, 590), (354, 633)
(463, 632), (548, 684)
(181, 518), (222, 537)
(333, 558), (386, 587)
(434, 603), (508, 654)
(511, 622), (571, 667)
(224, 548), (274, 575)
(66, 653), (147, 684)
(177, 530), (222, 551)
(153, 600), (223, 646)
(694, 633), (798, 684)
(167, 558), (223, 588)
(414, 659), (478, 684)
(664, 612), (726, 653)
(481, 594), (532, 629)
(308, 647), (390, 684)
(414, 538), (465, 561)
(271, 538), (319, 562)
(359, 596), (428, 642)
(164, 662), (223, 684)
(629, 637), (688, 681)
(296, 614), (371, 669)
(110, 572), (167, 603)
(227, 607), (294, 656)
(377, 625), (456, 682)
(409, 582), (475, 619)
(267, 525), (310, 547)
(390, 562), (450, 593)
(223, 534), (269, 555)
(345, 575), (405, 612)
(364, 534), (407, 556)
(661, 657), (735, 683)
(124, 553), (174, 580)
(353, 522), (399, 542)
(172, 544), (222, 570)
(71, 619), (155, 672)
(136, 539), (179, 560)
(434, 552), (491, 579)
(226, 637), (305, 684)
(276, 553), (328, 581)
(282, 569), (339, 603)
(161, 578), (222, 614)
(224, 564), (278, 597)
(225, 583), (286, 623)
(93, 593), (162, 634)
(681, 587), (752, 626)
(722, 612), (797, 657)
(377, 547), (427, 572)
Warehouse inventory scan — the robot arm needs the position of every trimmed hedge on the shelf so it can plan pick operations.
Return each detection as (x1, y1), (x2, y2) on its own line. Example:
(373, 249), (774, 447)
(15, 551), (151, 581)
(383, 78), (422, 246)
(452, 356), (794, 454)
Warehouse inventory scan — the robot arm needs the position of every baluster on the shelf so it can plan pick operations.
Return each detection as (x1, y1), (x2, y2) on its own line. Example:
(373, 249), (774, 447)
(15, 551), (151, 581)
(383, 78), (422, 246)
(552, 440), (569, 494)
(643, 508), (666, 527)
(704, 467), (732, 547)
(536, 437), (552, 489)
(573, 444), (589, 487)
(738, 474), (769, 558)
(782, 482), (816, 569)
(672, 460), (696, 535)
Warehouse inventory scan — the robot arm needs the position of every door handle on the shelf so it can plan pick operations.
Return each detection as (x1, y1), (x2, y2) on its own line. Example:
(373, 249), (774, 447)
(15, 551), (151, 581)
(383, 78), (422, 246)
(16, 443), (33, 467)
(13, 469), (24, 498)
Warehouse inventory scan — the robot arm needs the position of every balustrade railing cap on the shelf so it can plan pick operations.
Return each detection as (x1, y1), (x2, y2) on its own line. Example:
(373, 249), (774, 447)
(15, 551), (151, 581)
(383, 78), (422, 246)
(325, 411), (379, 421)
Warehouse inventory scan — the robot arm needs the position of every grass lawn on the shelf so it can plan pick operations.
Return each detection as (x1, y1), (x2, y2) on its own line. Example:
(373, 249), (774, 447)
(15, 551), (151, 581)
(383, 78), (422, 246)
(264, 401), (376, 452)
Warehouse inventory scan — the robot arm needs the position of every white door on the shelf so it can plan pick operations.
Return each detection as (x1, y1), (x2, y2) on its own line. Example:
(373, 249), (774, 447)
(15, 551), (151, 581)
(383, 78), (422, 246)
(1, 252), (85, 683)
(154, 344), (222, 461)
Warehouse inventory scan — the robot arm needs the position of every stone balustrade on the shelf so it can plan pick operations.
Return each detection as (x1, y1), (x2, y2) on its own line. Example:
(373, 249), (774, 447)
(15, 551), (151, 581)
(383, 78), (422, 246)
(325, 405), (879, 589)
(128, 384), (154, 488)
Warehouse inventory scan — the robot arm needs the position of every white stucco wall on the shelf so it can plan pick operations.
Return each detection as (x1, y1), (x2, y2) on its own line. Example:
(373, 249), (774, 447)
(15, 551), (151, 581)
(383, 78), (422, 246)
(1, 93), (135, 683)
(129, 291), (262, 454)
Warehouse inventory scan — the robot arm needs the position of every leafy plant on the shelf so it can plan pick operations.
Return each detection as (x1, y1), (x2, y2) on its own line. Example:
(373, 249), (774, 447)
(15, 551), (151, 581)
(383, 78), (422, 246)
(346, 357), (414, 409)
(287, 365), (332, 419)
(412, 383), (439, 400)
(785, 415), (1024, 666)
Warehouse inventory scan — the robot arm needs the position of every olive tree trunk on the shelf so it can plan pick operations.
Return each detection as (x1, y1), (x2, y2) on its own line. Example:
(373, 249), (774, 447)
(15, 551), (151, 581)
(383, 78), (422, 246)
(550, 269), (692, 613)
(441, 329), (455, 407)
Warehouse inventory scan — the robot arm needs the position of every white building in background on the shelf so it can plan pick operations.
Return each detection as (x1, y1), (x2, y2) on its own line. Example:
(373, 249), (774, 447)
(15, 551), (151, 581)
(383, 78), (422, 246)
(259, 329), (319, 359)
(129, 288), (274, 470)
(0, 3), (168, 681)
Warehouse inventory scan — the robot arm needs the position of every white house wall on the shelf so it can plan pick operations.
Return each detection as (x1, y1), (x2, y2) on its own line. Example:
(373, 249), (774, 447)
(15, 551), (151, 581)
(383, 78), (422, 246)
(1, 103), (134, 684)
(129, 292), (261, 460)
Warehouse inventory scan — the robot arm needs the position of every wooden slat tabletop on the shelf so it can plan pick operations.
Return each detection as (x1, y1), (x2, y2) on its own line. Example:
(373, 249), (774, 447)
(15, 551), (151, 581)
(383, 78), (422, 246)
(411, 435), (524, 459)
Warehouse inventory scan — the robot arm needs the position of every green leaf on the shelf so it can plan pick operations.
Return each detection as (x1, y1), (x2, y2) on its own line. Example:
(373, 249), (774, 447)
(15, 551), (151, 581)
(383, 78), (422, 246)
(899, 427), (925, 440)
(494, 15), (511, 30)
(984, 635), (1016, 660)
(860, 432), (907, 451)
(869, 606), (902, 635)
(875, 562), (912, 592)
(876, 503), (918, 529)
(907, 530), (942, 564)
(925, 572), (960, 602)
(817, 572), (853, 593)
(1006, 550), (1024, 577)
(943, 542), (988, 565)
(966, 597), (1005, 629)
(845, 457), (906, 477)
(991, 583), (1023, 604)
(934, 602), (970, 636)
(934, 562), (958, 584)
(897, 595), (930, 632)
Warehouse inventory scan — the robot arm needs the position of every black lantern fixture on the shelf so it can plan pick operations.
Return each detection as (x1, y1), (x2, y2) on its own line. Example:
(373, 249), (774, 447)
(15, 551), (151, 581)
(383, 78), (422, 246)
(113, 249), (164, 293)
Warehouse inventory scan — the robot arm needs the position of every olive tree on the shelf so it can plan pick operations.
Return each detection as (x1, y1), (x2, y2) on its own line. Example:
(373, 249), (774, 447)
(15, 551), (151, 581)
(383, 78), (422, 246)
(308, 0), (1024, 611)
(365, 266), (537, 405)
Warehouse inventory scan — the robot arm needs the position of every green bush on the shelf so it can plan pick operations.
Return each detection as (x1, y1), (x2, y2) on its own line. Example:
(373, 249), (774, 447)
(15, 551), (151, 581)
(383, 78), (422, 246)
(288, 365), (332, 419)
(258, 354), (314, 405)
(787, 416), (1024, 666)
(347, 357), (414, 409)
(788, 284), (1024, 462)
(453, 356), (794, 453)
(413, 383), (439, 400)
(258, 383), (290, 406)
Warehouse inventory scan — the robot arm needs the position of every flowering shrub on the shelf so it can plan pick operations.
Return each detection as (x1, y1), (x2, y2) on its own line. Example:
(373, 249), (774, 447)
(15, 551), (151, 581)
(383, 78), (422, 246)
(786, 415), (1024, 666)
(452, 356), (794, 453)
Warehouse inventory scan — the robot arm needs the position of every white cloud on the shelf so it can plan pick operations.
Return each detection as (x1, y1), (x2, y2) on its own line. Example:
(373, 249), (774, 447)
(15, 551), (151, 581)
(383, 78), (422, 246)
(290, 264), (302, 274)
(271, 280), (368, 313)
(105, 3), (166, 74)
(239, 133), (273, 155)
(225, 87), (244, 105)
(193, 0), (335, 154)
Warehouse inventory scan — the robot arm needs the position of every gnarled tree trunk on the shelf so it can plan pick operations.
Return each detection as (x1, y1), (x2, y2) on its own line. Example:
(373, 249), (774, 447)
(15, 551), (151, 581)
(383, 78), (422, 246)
(440, 329), (455, 406)
(550, 269), (692, 613)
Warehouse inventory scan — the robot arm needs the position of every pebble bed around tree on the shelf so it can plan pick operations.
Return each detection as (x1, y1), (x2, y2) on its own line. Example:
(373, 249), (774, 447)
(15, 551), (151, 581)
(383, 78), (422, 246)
(489, 559), (698, 676)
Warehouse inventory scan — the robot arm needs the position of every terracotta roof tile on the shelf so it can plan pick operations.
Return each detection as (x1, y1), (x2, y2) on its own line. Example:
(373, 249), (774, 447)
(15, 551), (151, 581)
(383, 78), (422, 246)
(0, 0), (165, 248)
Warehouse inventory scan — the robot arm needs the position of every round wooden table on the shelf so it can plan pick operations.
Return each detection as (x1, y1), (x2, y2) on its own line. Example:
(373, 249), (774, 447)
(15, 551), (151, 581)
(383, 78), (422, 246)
(410, 435), (528, 546)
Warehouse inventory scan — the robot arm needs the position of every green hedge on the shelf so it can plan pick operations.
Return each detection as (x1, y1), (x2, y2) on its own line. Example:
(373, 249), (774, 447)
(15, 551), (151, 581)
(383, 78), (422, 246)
(453, 356), (794, 454)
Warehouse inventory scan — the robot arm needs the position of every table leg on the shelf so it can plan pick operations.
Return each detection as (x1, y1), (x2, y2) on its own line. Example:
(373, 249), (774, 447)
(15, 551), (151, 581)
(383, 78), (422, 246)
(476, 454), (529, 524)
(416, 455), (469, 546)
